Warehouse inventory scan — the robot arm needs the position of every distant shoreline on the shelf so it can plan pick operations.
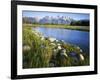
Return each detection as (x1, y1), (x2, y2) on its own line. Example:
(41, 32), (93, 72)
(23, 24), (89, 32)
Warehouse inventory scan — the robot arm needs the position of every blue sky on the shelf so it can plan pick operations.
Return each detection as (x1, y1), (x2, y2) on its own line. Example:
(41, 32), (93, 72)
(22, 11), (89, 20)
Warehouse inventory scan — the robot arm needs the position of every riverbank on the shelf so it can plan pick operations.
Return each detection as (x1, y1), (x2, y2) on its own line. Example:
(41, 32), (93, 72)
(23, 27), (89, 68)
(23, 24), (89, 32)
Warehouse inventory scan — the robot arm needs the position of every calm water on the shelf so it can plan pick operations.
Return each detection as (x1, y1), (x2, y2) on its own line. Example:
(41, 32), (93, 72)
(33, 27), (89, 54)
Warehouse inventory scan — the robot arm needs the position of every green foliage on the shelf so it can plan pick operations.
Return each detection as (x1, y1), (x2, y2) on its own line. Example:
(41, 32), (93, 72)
(70, 20), (89, 26)
(23, 27), (53, 68)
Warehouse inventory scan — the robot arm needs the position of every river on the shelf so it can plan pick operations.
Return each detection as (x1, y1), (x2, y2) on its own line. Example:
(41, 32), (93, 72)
(33, 27), (89, 54)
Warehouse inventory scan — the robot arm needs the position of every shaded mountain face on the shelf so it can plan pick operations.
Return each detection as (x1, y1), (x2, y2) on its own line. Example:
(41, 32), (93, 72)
(23, 16), (89, 26)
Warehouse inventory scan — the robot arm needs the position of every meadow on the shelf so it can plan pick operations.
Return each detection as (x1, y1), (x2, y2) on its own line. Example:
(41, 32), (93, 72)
(23, 23), (89, 32)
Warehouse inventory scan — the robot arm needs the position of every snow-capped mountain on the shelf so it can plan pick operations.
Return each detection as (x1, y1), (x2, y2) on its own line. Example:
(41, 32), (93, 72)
(23, 16), (73, 25)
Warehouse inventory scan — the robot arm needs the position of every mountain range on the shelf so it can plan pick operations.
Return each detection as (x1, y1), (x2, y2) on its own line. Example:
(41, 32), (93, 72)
(23, 16), (89, 26)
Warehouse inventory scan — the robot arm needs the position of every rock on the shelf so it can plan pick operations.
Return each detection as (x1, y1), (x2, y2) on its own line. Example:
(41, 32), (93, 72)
(49, 37), (56, 42)
(80, 49), (83, 52)
(51, 43), (56, 46)
(60, 50), (68, 58)
(57, 43), (61, 46)
(23, 45), (31, 51)
(79, 54), (84, 61)
(34, 32), (38, 35)
(53, 49), (57, 52)
(32, 30), (43, 37)
(55, 40), (59, 42)
(57, 45), (62, 50)
(77, 46), (80, 50)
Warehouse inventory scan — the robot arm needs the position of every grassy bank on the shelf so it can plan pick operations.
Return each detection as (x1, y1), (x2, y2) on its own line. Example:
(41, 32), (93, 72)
(23, 27), (89, 68)
(23, 23), (89, 31)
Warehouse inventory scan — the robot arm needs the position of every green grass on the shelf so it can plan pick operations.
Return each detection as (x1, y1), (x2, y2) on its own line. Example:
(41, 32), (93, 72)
(23, 27), (53, 68)
(23, 27), (89, 68)
(23, 23), (89, 31)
